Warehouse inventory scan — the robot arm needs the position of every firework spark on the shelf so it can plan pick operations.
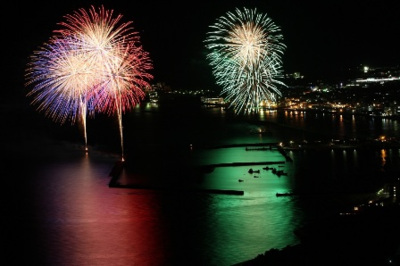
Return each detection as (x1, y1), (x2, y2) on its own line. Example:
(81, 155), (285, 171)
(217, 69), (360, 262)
(25, 5), (153, 159)
(205, 7), (286, 114)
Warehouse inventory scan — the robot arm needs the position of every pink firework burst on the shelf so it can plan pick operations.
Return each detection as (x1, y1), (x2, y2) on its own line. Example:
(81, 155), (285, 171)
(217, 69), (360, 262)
(25, 5), (153, 160)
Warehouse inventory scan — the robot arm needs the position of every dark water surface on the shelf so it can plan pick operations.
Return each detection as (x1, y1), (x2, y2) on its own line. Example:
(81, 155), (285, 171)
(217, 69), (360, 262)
(2, 100), (399, 265)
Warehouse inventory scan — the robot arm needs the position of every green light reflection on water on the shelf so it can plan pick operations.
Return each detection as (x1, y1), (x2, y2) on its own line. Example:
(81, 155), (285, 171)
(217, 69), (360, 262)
(193, 144), (300, 262)
(199, 160), (300, 264)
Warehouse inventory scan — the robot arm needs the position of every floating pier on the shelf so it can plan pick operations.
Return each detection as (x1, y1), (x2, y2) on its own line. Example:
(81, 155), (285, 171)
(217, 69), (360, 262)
(202, 161), (285, 168)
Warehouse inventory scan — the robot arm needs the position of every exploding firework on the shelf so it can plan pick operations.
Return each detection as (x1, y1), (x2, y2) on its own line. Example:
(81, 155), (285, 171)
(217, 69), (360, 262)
(25, 5), (153, 160)
(57, 5), (154, 160)
(204, 7), (286, 114)
(25, 37), (97, 150)
(92, 43), (153, 159)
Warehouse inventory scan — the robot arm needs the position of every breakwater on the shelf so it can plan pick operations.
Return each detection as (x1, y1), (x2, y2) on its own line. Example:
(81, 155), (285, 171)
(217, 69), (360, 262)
(108, 161), (245, 195)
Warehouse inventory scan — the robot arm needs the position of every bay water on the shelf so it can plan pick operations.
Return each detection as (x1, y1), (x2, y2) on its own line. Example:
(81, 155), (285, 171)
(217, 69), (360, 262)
(3, 99), (398, 265)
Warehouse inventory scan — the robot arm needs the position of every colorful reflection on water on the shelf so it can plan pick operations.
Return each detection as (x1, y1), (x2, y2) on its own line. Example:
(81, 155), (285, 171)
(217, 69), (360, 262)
(5, 105), (400, 265)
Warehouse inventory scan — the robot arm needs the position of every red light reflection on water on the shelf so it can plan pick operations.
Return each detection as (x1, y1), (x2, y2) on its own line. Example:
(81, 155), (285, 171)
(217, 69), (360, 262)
(67, 190), (167, 265)
(34, 156), (168, 265)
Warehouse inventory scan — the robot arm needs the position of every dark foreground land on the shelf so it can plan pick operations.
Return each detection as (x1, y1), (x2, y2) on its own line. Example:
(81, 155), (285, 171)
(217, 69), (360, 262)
(236, 197), (400, 266)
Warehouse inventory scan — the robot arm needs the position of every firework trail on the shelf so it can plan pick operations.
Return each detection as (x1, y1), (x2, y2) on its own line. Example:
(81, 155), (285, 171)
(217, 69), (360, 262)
(205, 7), (286, 114)
(25, 5), (153, 160)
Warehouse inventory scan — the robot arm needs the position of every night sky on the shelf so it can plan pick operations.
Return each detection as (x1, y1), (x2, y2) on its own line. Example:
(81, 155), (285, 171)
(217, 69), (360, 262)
(4, 0), (400, 98)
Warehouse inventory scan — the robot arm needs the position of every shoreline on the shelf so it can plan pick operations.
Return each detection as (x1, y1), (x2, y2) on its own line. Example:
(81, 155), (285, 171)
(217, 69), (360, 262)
(235, 186), (400, 265)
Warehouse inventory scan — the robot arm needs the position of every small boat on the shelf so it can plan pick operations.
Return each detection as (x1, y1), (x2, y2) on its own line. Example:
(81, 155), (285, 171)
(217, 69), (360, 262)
(276, 170), (287, 176)
(248, 168), (260, 174)
(238, 179), (244, 182)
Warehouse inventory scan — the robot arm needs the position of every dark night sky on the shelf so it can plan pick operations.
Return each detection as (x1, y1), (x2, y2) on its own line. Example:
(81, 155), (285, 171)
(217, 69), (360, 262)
(3, 0), (400, 98)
